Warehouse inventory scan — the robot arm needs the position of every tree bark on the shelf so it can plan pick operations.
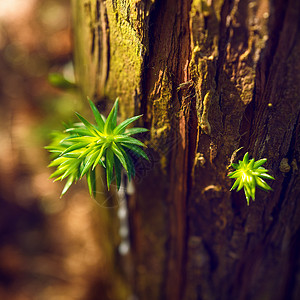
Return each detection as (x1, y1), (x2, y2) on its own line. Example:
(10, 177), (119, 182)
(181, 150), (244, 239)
(71, 0), (300, 299)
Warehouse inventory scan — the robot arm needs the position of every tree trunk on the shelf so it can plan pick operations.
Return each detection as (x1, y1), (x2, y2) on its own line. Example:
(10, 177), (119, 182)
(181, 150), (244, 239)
(71, 0), (300, 299)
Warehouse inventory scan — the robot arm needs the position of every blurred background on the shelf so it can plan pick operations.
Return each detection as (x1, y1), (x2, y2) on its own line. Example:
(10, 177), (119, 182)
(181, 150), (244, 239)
(0, 0), (114, 299)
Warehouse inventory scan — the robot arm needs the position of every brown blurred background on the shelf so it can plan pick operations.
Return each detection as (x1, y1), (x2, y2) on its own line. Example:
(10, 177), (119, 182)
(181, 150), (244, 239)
(0, 1), (112, 299)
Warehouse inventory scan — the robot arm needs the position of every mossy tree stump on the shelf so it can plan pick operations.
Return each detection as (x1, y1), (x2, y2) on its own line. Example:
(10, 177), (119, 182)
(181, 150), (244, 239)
(71, 0), (300, 299)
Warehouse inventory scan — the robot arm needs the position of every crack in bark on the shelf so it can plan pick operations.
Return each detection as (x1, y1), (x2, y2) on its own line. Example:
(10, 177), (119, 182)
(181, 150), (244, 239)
(139, 0), (193, 299)
(215, 0), (234, 92)
(96, 0), (110, 96)
(267, 113), (300, 236)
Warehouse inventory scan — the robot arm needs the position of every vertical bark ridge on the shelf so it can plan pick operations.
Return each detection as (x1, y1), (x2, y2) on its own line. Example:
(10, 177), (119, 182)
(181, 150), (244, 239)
(138, 0), (193, 299)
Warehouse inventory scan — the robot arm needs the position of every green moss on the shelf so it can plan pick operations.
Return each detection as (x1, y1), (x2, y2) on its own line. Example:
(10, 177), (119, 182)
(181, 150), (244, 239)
(105, 0), (148, 118)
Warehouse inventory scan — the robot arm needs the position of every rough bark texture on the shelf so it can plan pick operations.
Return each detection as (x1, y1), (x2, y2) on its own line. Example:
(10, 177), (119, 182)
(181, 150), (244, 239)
(71, 0), (300, 299)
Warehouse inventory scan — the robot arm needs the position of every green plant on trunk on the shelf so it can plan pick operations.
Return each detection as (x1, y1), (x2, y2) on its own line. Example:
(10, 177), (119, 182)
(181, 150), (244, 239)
(46, 98), (148, 197)
(228, 152), (275, 205)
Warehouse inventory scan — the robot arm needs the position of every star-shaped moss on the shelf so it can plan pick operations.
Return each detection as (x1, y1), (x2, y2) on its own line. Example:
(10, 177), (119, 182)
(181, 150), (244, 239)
(228, 152), (275, 205)
(46, 98), (148, 197)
